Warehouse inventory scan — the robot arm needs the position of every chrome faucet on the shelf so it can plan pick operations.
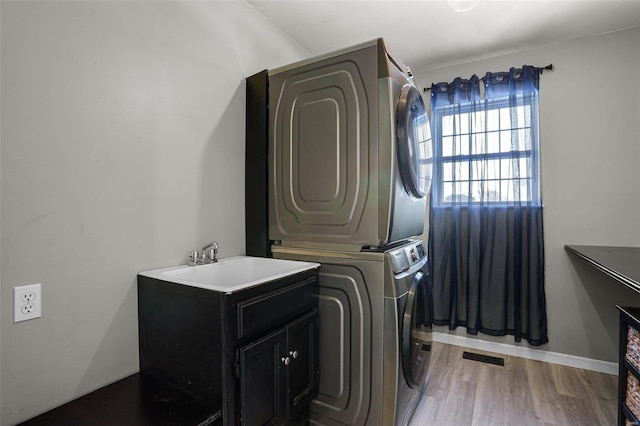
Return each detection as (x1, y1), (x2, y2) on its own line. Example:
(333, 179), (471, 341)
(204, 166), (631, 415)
(188, 241), (219, 266)
(201, 241), (219, 263)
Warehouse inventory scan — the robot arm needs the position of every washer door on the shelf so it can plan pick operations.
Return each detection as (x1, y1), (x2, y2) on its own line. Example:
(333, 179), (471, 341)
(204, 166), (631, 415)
(396, 85), (433, 199)
(401, 270), (432, 388)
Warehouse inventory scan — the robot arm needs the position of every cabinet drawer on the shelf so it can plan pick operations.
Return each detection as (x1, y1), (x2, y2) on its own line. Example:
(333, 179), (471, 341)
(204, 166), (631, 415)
(237, 277), (316, 339)
(627, 373), (640, 419)
(627, 326), (640, 372)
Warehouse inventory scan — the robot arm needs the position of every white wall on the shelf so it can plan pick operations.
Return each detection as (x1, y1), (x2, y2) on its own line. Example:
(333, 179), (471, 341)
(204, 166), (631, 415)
(0, 1), (309, 424)
(414, 26), (640, 363)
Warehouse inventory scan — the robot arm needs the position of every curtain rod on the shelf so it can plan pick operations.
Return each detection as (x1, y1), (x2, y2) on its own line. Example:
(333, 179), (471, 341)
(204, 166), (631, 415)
(422, 64), (553, 92)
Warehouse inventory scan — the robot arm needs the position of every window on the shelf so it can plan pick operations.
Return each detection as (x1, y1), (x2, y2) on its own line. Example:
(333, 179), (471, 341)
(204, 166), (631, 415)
(431, 94), (540, 206)
(427, 68), (547, 346)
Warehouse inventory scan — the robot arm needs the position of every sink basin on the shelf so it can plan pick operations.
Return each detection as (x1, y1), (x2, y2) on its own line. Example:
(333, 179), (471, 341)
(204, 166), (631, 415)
(139, 256), (320, 293)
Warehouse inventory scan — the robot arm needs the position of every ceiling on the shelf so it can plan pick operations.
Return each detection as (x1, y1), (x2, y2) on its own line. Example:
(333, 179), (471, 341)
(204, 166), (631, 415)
(245, 0), (640, 73)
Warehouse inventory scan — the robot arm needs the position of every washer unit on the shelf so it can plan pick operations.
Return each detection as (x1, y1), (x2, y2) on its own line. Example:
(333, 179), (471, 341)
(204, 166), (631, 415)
(267, 38), (432, 248)
(272, 240), (432, 426)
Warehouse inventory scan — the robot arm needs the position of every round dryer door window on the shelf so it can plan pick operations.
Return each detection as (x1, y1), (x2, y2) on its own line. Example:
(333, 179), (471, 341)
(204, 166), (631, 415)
(396, 85), (433, 198)
(402, 270), (432, 388)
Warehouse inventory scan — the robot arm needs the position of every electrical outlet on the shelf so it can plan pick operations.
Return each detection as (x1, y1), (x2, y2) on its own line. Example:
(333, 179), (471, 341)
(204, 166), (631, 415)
(14, 283), (42, 322)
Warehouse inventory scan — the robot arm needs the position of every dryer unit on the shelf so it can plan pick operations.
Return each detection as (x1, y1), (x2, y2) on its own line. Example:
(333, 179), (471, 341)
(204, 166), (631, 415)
(267, 38), (432, 248)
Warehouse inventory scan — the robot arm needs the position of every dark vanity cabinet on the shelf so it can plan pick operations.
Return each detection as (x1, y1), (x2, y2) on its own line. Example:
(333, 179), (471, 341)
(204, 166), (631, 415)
(138, 269), (319, 426)
(239, 310), (318, 425)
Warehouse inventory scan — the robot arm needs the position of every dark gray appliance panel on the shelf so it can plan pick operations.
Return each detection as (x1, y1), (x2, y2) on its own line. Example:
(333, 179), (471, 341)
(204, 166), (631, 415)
(269, 45), (379, 245)
(310, 264), (372, 426)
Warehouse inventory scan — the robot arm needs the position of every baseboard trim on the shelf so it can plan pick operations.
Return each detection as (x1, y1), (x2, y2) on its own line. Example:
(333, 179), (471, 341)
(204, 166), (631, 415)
(432, 331), (619, 376)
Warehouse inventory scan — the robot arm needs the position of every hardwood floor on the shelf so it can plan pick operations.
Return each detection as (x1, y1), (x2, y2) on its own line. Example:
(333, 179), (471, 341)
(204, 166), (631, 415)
(410, 342), (618, 425)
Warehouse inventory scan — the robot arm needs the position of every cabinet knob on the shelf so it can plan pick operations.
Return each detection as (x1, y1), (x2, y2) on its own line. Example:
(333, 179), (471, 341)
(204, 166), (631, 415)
(289, 350), (299, 359)
(281, 356), (290, 366)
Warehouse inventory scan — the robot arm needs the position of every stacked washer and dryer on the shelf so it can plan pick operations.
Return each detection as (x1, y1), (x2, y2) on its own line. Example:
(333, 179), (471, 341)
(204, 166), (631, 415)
(246, 38), (434, 426)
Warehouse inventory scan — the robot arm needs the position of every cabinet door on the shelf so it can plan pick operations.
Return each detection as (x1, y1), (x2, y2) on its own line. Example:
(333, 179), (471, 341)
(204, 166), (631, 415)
(286, 310), (320, 418)
(239, 329), (288, 426)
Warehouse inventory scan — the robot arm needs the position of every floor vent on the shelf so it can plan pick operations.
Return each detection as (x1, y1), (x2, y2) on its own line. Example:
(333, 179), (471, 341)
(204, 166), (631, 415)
(462, 351), (505, 366)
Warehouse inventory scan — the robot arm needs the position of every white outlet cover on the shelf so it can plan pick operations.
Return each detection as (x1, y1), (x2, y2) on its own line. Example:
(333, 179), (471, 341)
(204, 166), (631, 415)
(14, 283), (42, 323)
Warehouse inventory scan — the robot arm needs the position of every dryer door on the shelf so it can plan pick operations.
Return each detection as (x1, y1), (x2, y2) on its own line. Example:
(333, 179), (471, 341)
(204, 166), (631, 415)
(396, 85), (433, 198)
(401, 270), (432, 388)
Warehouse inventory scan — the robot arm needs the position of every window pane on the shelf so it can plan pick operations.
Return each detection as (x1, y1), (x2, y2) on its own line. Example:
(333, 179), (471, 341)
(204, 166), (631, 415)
(487, 179), (501, 201)
(441, 114), (454, 136)
(472, 110), (486, 133)
(470, 160), (481, 181)
(472, 179), (501, 201)
(519, 157), (531, 178)
(497, 178), (533, 202)
(458, 135), (469, 156)
(501, 158), (533, 180)
(459, 112), (470, 135)
(471, 180), (483, 201)
(471, 133), (486, 155)
(519, 178), (532, 201)
(470, 159), (500, 180)
(452, 114), (461, 136)
(489, 159), (501, 180)
(500, 107), (511, 129)
(486, 108), (500, 131)
(442, 182), (453, 201)
(519, 128), (531, 151)
(442, 163), (452, 181)
(501, 179), (515, 202)
(501, 158), (524, 180)
(443, 135), (469, 156)
(442, 181), (470, 203)
(457, 181), (469, 198)
(444, 161), (469, 181)
(452, 135), (461, 155)
(500, 130), (513, 152)
(487, 131), (500, 153)
(442, 136), (454, 157)
(516, 105), (531, 127)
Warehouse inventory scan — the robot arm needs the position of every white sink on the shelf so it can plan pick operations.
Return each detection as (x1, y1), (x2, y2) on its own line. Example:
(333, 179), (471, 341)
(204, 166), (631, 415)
(139, 256), (320, 293)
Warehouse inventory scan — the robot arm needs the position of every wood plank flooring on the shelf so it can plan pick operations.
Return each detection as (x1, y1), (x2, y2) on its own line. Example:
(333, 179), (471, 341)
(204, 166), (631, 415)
(409, 342), (618, 425)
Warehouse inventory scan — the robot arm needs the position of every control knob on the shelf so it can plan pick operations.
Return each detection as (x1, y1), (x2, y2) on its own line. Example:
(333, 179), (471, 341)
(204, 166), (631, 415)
(409, 248), (418, 262)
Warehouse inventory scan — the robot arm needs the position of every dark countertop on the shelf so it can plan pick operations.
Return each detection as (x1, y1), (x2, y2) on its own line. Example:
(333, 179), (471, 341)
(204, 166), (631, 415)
(17, 373), (221, 426)
(565, 245), (640, 294)
(618, 305), (640, 324)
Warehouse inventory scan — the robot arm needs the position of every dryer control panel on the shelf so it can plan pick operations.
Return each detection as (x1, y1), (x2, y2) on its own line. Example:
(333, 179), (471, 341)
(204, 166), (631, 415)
(389, 241), (426, 274)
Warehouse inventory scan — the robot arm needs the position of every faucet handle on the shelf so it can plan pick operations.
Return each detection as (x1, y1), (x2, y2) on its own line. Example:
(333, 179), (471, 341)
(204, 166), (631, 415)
(188, 251), (200, 266)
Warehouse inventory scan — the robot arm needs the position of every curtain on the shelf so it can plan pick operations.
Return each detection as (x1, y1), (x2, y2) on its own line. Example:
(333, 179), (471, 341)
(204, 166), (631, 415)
(428, 66), (548, 346)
